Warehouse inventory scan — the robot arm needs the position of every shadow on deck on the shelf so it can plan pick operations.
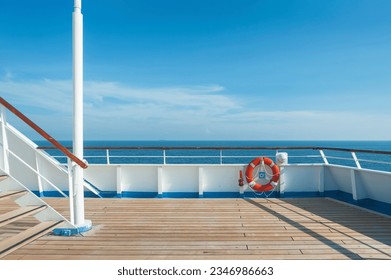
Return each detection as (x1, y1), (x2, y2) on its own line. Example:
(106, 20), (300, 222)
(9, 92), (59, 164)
(2, 197), (391, 260)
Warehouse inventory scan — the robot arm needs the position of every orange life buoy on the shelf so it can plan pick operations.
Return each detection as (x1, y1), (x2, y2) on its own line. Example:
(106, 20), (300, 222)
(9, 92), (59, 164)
(245, 157), (280, 192)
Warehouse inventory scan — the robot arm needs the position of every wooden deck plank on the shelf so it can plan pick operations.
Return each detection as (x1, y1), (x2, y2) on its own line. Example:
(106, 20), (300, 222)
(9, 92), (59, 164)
(1, 197), (391, 260)
(0, 206), (47, 228)
(0, 190), (27, 201)
(0, 220), (64, 258)
(1, 253), (362, 260)
(18, 243), (391, 253)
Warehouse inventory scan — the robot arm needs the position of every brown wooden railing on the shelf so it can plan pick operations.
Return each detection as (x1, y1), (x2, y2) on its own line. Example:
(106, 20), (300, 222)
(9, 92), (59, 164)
(37, 145), (391, 155)
(0, 97), (88, 169)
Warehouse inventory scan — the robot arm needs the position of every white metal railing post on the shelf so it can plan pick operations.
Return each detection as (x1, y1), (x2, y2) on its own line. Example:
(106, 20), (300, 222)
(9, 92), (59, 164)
(106, 149), (110, 164)
(220, 149), (223, 165)
(67, 158), (75, 225)
(7, 149), (68, 197)
(198, 167), (204, 197)
(351, 152), (362, 169)
(163, 149), (166, 165)
(35, 153), (44, 195)
(351, 169), (358, 201)
(319, 150), (329, 165)
(0, 105), (10, 173)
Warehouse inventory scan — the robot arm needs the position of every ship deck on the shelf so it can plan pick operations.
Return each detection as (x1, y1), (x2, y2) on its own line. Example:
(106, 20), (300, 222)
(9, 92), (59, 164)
(2, 197), (391, 260)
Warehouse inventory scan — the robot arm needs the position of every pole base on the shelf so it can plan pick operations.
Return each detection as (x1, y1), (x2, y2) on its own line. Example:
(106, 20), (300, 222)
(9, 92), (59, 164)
(52, 219), (92, 236)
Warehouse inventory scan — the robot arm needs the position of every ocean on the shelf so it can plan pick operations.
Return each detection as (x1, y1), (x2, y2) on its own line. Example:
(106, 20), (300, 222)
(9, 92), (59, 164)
(36, 140), (391, 172)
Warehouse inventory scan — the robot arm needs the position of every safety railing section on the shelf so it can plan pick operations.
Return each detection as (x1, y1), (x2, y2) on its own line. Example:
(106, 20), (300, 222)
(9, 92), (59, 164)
(0, 98), (100, 197)
(0, 97), (87, 169)
(38, 146), (391, 172)
(0, 97), (91, 196)
(0, 97), (94, 229)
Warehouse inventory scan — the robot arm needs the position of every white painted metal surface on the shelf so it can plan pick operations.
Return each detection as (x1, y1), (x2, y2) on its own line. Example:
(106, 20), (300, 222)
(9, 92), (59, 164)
(0, 107), (9, 173)
(83, 163), (391, 203)
(2, 116), (391, 206)
(352, 152), (362, 169)
(2, 117), (391, 206)
(1, 101), (391, 216)
(0, 170), (74, 228)
(72, 0), (86, 227)
(276, 152), (288, 165)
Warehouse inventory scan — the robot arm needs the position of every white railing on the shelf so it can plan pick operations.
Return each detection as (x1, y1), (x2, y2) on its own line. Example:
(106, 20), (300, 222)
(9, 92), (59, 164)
(39, 146), (391, 172)
(7, 146), (68, 197)
(0, 98), (100, 231)
(0, 107), (69, 197)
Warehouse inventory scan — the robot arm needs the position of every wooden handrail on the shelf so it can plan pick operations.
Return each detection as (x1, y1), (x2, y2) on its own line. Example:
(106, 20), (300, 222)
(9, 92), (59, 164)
(0, 97), (88, 169)
(37, 145), (391, 155)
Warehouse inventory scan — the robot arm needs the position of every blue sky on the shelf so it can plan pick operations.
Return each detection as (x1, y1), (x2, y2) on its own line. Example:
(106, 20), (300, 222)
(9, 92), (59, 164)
(1, 0), (390, 140)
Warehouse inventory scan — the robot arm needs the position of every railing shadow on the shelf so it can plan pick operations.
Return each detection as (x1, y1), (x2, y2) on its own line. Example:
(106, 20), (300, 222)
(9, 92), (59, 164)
(243, 198), (391, 259)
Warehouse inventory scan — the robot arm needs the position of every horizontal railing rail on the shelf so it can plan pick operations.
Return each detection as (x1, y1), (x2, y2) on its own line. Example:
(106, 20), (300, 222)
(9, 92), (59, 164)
(37, 145), (391, 154)
(7, 148), (68, 197)
(0, 97), (87, 169)
(37, 145), (391, 171)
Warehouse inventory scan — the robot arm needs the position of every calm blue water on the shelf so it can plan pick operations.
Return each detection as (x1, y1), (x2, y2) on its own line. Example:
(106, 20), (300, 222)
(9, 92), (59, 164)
(36, 140), (391, 172)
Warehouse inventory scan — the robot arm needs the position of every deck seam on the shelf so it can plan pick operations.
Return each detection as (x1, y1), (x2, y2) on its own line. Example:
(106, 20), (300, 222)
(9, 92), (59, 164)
(2, 197), (391, 260)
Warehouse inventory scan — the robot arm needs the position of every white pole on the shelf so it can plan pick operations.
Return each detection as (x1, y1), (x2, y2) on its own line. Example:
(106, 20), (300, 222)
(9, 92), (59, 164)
(72, 0), (85, 226)
(67, 158), (75, 225)
(0, 106), (10, 173)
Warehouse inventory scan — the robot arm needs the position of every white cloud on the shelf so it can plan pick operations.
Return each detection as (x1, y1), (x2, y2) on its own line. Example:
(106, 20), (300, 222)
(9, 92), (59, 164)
(0, 78), (73, 113)
(1, 78), (390, 140)
(4, 70), (14, 81)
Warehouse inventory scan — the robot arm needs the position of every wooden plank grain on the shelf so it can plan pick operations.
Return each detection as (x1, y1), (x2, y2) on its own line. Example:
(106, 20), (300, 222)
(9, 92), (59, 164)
(2, 197), (391, 260)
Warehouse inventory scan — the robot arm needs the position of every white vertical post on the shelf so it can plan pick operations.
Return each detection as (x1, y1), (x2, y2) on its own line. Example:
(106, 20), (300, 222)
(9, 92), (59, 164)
(239, 167), (245, 196)
(116, 166), (122, 196)
(219, 149), (223, 165)
(72, 0), (85, 226)
(67, 158), (75, 225)
(351, 169), (358, 201)
(157, 166), (163, 197)
(318, 166), (325, 193)
(198, 167), (204, 197)
(35, 154), (44, 195)
(0, 106), (10, 173)
(319, 150), (329, 165)
(278, 166), (286, 195)
(106, 149), (110, 164)
(163, 149), (166, 165)
(351, 152), (362, 169)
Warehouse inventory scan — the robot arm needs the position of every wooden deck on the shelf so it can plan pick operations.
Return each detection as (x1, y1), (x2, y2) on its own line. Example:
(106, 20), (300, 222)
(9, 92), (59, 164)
(2, 197), (391, 260)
